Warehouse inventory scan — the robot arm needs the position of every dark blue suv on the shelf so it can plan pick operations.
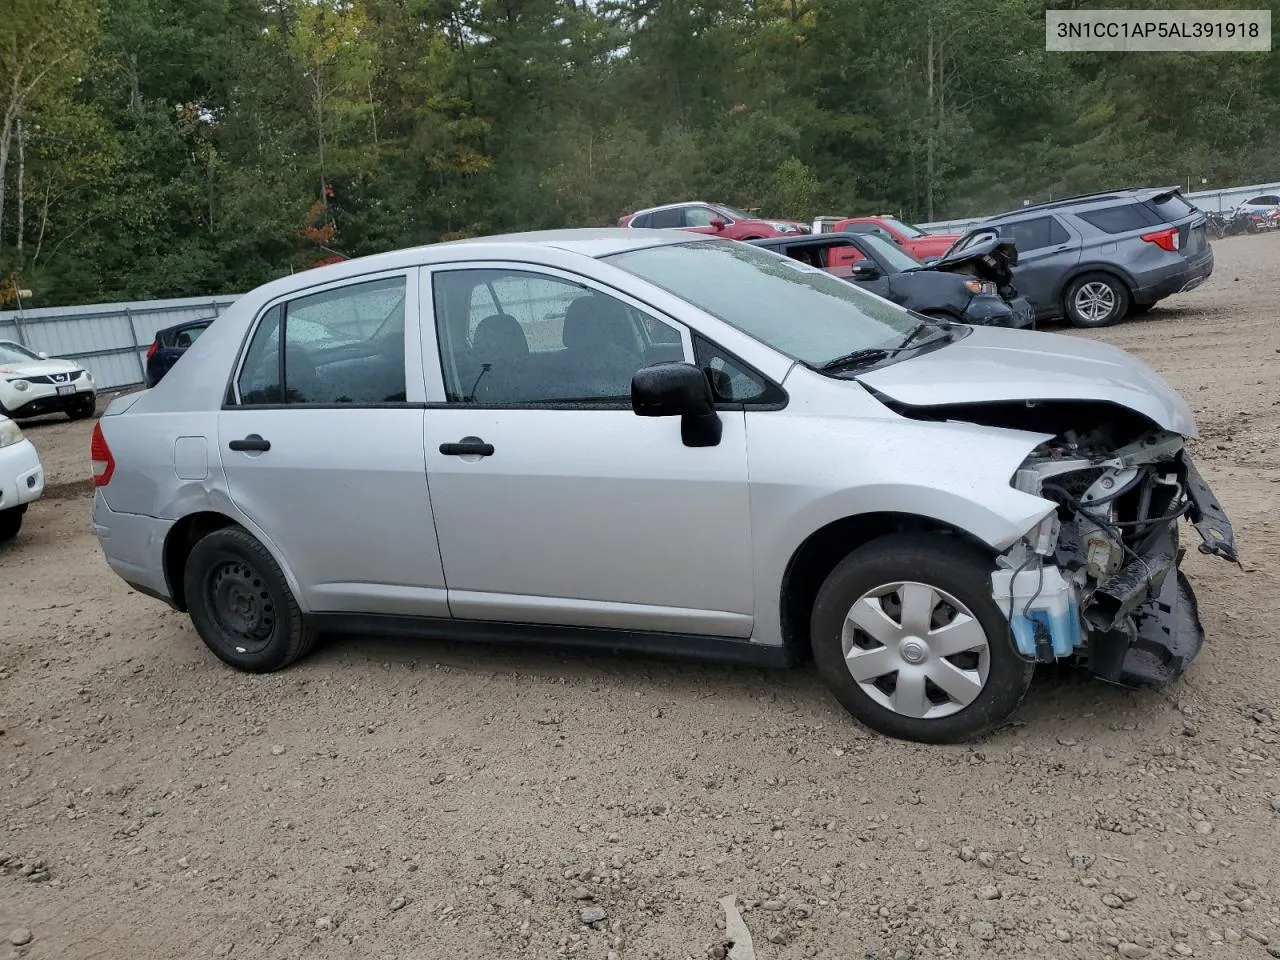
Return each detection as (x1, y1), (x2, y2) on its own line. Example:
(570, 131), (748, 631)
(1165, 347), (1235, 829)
(144, 318), (214, 388)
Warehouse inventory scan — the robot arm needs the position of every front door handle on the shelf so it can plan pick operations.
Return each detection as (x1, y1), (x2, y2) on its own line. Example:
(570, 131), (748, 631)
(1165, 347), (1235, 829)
(439, 438), (494, 457)
(229, 434), (271, 452)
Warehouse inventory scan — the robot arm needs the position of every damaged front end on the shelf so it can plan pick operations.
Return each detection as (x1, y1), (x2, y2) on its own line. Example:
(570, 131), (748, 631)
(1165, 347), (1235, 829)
(996, 424), (1237, 687)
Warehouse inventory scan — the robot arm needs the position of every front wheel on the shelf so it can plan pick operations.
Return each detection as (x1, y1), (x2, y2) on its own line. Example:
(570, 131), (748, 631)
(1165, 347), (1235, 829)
(68, 395), (96, 420)
(809, 534), (1034, 743)
(1063, 273), (1130, 328)
(0, 506), (24, 543)
(183, 526), (318, 672)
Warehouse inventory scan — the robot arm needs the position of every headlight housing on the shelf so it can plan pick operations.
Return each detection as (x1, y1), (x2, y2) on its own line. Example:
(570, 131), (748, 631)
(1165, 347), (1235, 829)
(0, 418), (23, 448)
(964, 279), (999, 296)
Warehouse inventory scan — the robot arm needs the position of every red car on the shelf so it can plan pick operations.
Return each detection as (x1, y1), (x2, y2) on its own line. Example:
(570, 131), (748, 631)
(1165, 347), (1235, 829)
(831, 215), (959, 261)
(618, 202), (809, 240)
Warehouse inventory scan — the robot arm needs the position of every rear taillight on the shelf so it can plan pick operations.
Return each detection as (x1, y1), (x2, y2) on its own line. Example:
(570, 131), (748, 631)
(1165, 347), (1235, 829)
(90, 421), (115, 487)
(146, 339), (159, 359)
(1140, 227), (1180, 253)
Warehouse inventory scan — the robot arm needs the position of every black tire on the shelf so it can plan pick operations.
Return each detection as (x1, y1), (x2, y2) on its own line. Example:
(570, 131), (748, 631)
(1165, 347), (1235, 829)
(1129, 302), (1154, 316)
(1063, 272), (1130, 328)
(183, 526), (318, 672)
(68, 396), (96, 420)
(809, 533), (1034, 744)
(0, 506), (24, 543)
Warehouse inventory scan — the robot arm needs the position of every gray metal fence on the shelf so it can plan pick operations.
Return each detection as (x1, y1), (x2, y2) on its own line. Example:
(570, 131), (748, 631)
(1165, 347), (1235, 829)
(0, 295), (239, 391)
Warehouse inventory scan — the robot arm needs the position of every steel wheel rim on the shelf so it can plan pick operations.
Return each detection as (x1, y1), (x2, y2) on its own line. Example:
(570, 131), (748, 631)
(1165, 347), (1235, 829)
(1074, 281), (1116, 322)
(207, 560), (276, 654)
(841, 581), (991, 720)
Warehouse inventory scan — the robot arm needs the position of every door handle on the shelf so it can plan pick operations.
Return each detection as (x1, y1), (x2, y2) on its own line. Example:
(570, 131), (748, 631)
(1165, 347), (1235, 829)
(229, 434), (271, 452)
(439, 438), (494, 457)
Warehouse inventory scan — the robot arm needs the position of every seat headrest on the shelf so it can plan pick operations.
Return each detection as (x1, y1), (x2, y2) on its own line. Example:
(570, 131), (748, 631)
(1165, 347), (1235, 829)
(472, 313), (529, 358)
(562, 295), (636, 353)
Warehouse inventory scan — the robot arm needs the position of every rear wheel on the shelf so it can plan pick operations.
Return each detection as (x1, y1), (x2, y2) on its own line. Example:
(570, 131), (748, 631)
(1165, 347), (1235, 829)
(184, 526), (318, 672)
(1063, 272), (1130, 328)
(0, 506), (24, 543)
(809, 534), (1034, 743)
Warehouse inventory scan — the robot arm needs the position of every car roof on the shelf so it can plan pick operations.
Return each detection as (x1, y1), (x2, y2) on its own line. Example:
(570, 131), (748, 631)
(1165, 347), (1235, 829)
(983, 186), (1184, 222)
(629, 201), (747, 218)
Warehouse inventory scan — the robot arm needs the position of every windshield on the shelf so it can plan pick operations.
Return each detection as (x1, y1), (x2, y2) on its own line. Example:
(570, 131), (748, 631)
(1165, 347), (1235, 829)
(857, 235), (925, 272)
(881, 217), (927, 238)
(0, 341), (40, 364)
(605, 239), (920, 365)
(715, 203), (754, 220)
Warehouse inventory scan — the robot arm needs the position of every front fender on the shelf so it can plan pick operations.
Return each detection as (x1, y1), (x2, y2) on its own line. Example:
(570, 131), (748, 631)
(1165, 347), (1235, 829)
(744, 381), (1056, 647)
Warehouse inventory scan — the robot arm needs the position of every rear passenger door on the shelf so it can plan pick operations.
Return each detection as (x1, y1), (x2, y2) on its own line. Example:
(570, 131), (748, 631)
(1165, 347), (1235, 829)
(219, 269), (448, 617)
(1000, 215), (1079, 315)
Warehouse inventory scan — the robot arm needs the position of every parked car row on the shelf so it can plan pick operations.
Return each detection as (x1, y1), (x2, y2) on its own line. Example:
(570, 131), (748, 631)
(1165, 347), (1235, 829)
(622, 187), (1215, 330)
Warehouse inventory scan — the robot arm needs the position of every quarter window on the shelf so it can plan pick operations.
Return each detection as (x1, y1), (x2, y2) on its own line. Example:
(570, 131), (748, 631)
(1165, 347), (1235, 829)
(432, 268), (685, 405)
(234, 276), (407, 406)
(1078, 203), (1161, 234)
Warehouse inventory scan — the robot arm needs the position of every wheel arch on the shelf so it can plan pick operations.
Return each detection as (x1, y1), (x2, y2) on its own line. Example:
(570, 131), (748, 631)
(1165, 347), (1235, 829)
(1054, 262), (1137, 308)
(162, 511), (239, 611)
(778, 512), (998, 664)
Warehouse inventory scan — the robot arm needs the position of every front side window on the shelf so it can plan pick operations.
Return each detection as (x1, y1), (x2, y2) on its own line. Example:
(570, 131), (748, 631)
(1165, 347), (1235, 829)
(432, 268), (684, 405)
(856, 235), (924, 271)
(685, 206), (722, 227)
(0, 341), (40, 363)
(606, 239), (919, 366)
(234, 276), (407, 406)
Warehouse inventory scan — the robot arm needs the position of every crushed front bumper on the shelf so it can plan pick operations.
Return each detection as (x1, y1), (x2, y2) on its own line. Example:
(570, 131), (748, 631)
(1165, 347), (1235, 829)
(995, 448), (1236, 688)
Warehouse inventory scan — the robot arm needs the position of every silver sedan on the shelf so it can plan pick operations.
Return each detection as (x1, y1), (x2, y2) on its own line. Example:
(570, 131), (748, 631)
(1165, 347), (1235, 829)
(91, 229), (1236, 743)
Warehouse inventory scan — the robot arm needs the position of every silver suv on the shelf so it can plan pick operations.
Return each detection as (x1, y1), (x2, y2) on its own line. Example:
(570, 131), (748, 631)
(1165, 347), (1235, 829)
(91, 230), (1236, 743)
(952, 188), (1214, 328)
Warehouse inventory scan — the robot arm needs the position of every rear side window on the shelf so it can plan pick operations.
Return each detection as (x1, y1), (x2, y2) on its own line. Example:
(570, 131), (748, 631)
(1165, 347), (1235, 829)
(234, 276), (408, 406)
(1078, 203), (1162, 234)
(1002, 216), (1070, 252)
(649, 207), (684, 229)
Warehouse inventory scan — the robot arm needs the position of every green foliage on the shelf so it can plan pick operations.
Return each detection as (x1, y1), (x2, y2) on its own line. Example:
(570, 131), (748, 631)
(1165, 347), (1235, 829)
(1, 0), (1279, 305)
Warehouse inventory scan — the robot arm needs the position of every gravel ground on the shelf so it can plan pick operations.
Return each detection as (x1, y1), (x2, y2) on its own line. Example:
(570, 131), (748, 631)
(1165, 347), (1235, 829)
(2, 234), (1279, 960)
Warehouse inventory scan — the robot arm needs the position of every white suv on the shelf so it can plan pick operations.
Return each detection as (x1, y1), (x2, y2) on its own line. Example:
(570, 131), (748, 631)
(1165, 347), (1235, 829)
(0, 415), (44, 541)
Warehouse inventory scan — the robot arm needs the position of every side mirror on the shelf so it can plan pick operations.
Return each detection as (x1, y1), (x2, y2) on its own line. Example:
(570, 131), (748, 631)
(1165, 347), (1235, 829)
(709, 218), (727, 231)
(631, 362), (722, 447)
(851, 261), (881, 281)
(38, 351), (49, 359)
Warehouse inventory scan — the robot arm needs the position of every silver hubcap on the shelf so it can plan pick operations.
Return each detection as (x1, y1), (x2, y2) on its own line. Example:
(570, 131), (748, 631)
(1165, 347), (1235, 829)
(842, 581), (991, 720)
(1074, 281), (1116, 322)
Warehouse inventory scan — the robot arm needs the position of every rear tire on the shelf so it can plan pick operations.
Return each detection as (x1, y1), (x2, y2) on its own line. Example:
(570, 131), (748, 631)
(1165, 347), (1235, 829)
(809, 533), (1034, 744)
(184, 526), (318, 672)
(0, 506), (24, 543)
(1064, 272), (1130, 328)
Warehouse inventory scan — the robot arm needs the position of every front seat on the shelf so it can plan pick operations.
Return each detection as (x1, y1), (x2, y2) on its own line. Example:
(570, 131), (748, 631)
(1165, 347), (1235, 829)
(470, 313), (530, 401)
(560, 295), (642, 398)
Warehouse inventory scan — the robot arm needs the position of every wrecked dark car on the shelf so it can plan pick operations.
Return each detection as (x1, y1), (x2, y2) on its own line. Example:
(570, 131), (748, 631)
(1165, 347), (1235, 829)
(749, 232), (1035, 329)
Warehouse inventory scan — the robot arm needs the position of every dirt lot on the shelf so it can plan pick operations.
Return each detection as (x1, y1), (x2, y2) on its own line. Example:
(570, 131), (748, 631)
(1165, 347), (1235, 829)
(3, 235), (1280, 960)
